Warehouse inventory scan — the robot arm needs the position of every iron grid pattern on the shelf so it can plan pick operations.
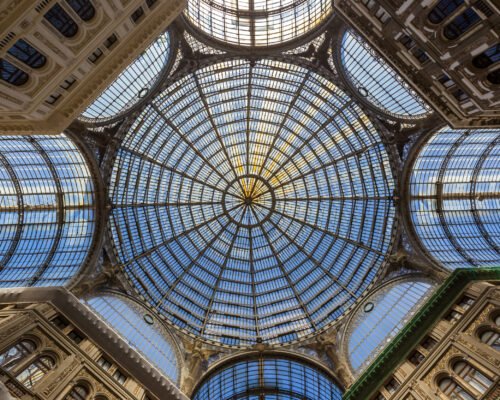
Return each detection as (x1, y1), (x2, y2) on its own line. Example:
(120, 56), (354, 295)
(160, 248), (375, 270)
(79, 32), (172, 124)
(347, 279), (435, 376)
(192, 356), (343, 400)
(409, 128), (500, 269)
(0, 135), (95, 287)
(86, 293), (179, 383)
(340, 31), (431, 120)
(109, 59), (396, 346)
(184, 0), (332, 48)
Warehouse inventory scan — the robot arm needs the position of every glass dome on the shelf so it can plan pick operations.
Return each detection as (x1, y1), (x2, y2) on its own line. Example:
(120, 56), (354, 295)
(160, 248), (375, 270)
(0, 134), (95, 287)
(192, 355), (343, 400)
(184, 0), (332, 48)
(79, 31), (173, 124)
(339, 30), (432, 120)
(109, 59), (397, 346)
(409, 127), (500, 269)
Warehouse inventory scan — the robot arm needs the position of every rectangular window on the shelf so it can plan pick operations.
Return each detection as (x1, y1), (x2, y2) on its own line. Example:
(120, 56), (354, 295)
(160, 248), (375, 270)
(131, 7), (144, 23)
(68, 330), (84, 344)
(113, 369), (127, 384)
(97, 356), (112, 371)
(50, 315), (69, 329)
(385, 378), (400, 394)
(421, 336), (438, 351)
(409, 350), (425, 366)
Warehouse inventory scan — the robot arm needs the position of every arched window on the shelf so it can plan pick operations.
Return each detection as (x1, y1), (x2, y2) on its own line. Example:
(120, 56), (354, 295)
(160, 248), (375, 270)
(0, 340), (36, 370)
(7, 40), (46, 69)
(44, 4), (79, 38)
(16, 355), (55, 389)
(65, 384), (90, 400)
(472, 44), (500, 69)
(443, 8), (480, 40)
(453, 360), (493, 394)
(66, 0), (95, 21)
(428, 0), (464, 24)
(480, 330), (500, 351)
(439, 377), (474, 400)
(0, 58), (29, 86)
(487, 69), (500, 84)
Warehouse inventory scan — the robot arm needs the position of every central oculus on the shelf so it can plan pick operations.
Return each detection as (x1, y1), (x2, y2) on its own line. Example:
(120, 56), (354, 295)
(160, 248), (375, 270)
(222, 175), (276, 228)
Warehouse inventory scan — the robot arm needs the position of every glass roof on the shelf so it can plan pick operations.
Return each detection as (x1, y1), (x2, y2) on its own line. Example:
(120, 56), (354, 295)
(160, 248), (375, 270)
(410, 127), (500, 269)
(109, 59), (396, 346)
(340, 30), (432, 120)
(86, 293), (179, 383)
(184, 0), (332, 48)
(0, 135), (95, 287)
(79, 31), (172, 124)
(347, 279), (435, 375)
(192, 356), (343, 400)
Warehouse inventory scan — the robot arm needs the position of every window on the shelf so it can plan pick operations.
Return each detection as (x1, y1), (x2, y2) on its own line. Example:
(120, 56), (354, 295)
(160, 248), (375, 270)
(385, 378), (400, 395)
(112, 369), (127, 385)
(439, 377), (474, 400)
(97, 356), (111, 371)
(66, 0), (95, 21)
(68, 330), (84, 344)
(16, 355), (55, 389)
(409, 351), (425, 366)
(44, 4), (78, 38)
(65, 384), (90, 400)
(0, 58), (29, 86)
(445, 310), (462, 323)
(472, 44), (500, 69)
(458, 296), (474, 310)
(421, 336), (438, 351)
(428, 0), (464, 24)
(443, 8), (480, 40)
(454, 360), (493, 393)
(487, 69), (500, 84)
(7, 40), (46, 69)
(480, 330), (500, 351)
(131, 7), (144, 23)
(51, 316), (69, 329)
(0, 340), (36, 370)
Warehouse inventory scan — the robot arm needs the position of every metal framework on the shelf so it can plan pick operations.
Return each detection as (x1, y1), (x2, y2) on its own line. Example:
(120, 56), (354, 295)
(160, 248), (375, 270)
(334, 29), (432, 121)
(344, 277), (435, 376)
(409, 127), (500, 269)
(0, 135), (96, 288)
(183, 0), (332, 49)
(85, 292), (180, 384)
(79, 31), (175, 126)
(192, 354), (343, 400)
(107, 57), (397, 347)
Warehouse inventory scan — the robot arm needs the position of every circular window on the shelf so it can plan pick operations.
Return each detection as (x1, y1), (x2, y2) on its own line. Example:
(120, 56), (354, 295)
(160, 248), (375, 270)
(364, 302), (374, 313)
(184, 0), (332, 49)
(143, 314), (154, 325)
(109, 59), (397, 346)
